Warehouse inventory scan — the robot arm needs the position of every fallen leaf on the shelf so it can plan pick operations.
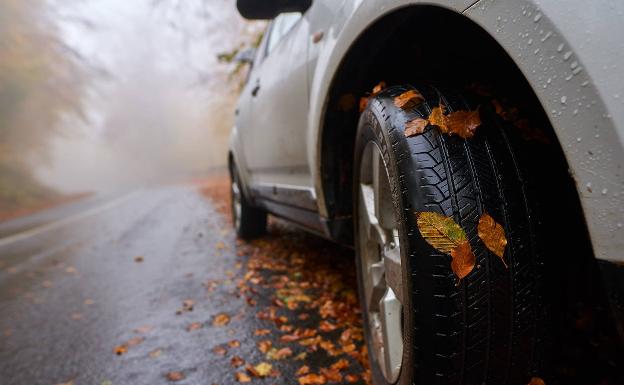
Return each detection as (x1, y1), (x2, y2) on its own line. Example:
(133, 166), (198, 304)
(330, 358), (349, 371)
(149, 348), (162, 358)
(394, 89), (424, 110)
(248, 362), (272, 377)
(345, 374), (359, 383)
(231, 355), (245, 367)
(126, 336), (144, 347)
(165, 371), (185, 381)
(114, 345), (127, 355)
(320, 367), (342, 382)
(176, 299), (194, 314)
(254, 328), (271, 336)
(235, 372), (251, 383)
(528, 378), (545, 385)
(258, 340), (272, 353)
(228, 340), (241, 348)
(212, 345), (227, 356)
(428, 104), (481, 139)
(298, 373), (327, 385)
(134, 256), (144, 263)
(187, 322), (203, 331)
(134, 325), (153, 334)
(477, 212), (508, 267)
(266, 346), (292, 360)
(212, 313), (230, 327)
(416, 212), (475, 279)
(83, 298), (95, 305)
(405, 117), (428, 137)
(294, 352), (307, 360)
(296, 365), (310, 376)
(359, 97), (369, 113)
(371, 81), (386, 95)
(319, 320), (337, 332)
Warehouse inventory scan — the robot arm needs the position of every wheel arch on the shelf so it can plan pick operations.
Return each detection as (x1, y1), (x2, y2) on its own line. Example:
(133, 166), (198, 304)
(311, 0), (623, 262)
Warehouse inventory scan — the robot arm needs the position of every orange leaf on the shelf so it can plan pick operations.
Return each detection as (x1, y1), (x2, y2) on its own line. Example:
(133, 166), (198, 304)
(320, 368), (342, 382)
(212, 313), (230, 327)
(428, 104), (481, 139)
(359, 97), (369, 113)
(212, 345), (227, 356)
(296, 365), (310, 376)
(228, 339), (241, 348)
(254, 328), (271, 336)
(257, 340), (272, 353)
(114, 345), (127, 355)
(477, 212), (508, 267)
(527, 377), (546, 385)
(394, 90), (424, 110)
(405, 117), (428, 137)
(165, 371), (185, 381)
(371, 81), (386, 96)
(319, 320), (337, 332)
(345, 374), (359, 383)
(330, 358), (349, 371)
(450, 241), (476, 280)
(298, 373), (327, 385)
(235, 372), (251, 383)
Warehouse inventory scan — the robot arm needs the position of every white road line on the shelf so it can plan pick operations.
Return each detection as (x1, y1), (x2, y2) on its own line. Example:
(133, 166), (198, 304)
(0, 192), (139, 248)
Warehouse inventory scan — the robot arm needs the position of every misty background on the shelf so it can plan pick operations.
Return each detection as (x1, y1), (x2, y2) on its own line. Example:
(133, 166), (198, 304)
(0, 0), (263, 212)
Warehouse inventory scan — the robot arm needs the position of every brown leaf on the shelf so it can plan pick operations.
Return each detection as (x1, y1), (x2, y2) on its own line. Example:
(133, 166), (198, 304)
(134, 256), (144, 263)
(359, 97), (369, 113)
(212, 345), (227, 356)
(528, 377), (546, 385)
(345, 374), (359, 383)
(231, 355), (245, 367)
(228, 339), (241, 348)
(254, 328), (271, 336)
(235, 372), (251, 383)
(298, 373), (327, 385)
(319, 320), (337, 332)
(320, 368), (342, 382)
(428, 104), (481, 139)
(257, 340), (272, 353)
(405, 117), (428, 137)
(187, 322), (202, 332)
(393, 90), (424, 110)
(165, 371), (185, 381)
(212, 313), (230, 327)
(416, 212), (475, 280)
(330, 358), (349, 371)
(450, 241), (476, 280)
(477, 212), (508, 267)
(149, 348), (162, 358)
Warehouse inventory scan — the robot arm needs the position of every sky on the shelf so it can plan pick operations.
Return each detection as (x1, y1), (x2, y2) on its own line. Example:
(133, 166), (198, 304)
(37, 0), (263, 192)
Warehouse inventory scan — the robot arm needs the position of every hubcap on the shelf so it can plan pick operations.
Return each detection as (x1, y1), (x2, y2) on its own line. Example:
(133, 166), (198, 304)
(231, 178), (242, 230)
(358, 142), (404, 383)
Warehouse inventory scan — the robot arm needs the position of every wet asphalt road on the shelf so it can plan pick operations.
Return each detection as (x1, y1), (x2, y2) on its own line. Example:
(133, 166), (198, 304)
(0, 184), (364, 385)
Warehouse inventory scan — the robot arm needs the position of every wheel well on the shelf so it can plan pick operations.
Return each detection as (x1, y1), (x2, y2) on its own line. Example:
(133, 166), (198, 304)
(320, 5), (575, 235)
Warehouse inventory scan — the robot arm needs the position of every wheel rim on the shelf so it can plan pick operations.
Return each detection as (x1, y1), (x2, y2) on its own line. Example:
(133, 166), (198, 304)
(231, 177), (242, 230)
(358, 142), (404, 383)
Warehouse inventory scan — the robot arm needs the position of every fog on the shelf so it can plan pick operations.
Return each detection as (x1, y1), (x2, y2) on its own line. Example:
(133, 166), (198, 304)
(33, 0), (263, 193)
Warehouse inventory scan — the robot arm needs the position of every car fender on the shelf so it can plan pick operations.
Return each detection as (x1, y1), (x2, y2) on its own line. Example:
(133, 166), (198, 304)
(309, 0), (624, 262)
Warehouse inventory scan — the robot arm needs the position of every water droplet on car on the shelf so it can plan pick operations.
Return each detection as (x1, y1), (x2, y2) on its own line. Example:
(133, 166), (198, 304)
(534, 12), (542, 22)
(573, 109), (578, 115)
(563, 51), (572, 61)
(602, 188), (608, 195)
(561, 96), (567, 104)
(557, 43), (564, 52)
(576, 137), (582, 142)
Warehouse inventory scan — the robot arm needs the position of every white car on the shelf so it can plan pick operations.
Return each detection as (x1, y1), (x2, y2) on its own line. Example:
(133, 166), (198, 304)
(229, 1), (624, 384)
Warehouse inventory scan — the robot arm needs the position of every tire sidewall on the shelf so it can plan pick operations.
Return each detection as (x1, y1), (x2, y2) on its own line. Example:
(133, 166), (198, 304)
(354, 100), (415, 385)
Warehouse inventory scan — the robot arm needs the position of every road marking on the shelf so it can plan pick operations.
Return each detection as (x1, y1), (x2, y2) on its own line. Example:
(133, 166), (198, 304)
(0, 192), (138, 247)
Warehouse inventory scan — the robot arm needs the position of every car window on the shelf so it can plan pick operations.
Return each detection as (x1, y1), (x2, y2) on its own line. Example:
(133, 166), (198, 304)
(265, 12), (302, 57)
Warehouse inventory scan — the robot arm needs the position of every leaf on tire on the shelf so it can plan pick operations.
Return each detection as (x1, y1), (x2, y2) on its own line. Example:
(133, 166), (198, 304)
(527, 377), (545, 385)
(416, 212), (475, 280)
(405, 117), (428, 137)
(359, 81), (387, 112)
(428, 103), (481, 139)
(393, 89), (424, 110)
(477, 212), (508, 268)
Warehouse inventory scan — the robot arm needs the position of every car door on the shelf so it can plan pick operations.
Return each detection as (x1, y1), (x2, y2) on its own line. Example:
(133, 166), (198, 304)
(241, 12), (313, 205)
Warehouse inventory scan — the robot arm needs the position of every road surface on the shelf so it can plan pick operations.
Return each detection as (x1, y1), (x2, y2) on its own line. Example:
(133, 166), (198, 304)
(0, 183), (367, 385)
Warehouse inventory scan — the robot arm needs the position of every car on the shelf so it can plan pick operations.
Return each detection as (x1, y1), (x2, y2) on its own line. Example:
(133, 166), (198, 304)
(228, 1), (624, 384)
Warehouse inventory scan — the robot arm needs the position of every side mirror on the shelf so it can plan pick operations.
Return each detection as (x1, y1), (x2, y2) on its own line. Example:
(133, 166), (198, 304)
(236, 0), (312, 20)
(234, 48), (256, 64)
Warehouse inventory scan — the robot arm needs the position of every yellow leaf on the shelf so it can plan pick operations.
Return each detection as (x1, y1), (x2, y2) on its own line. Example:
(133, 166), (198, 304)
(236, 372), (251, 382)
(251, 362), (273, 377)
(212, 313), (230, 327)
(416, 212), (475, 280)
(477, 212), (508, 267)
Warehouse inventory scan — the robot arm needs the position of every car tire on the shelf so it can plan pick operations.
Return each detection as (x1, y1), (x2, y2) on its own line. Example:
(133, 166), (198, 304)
(354, 84), (545, 385)
(229, 162), (267, 239)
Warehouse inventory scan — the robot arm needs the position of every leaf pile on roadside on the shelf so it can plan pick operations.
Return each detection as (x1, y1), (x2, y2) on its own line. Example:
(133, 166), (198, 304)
(416, 212), (475, 280)
(477, 212), (508, 267)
